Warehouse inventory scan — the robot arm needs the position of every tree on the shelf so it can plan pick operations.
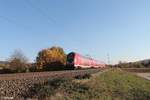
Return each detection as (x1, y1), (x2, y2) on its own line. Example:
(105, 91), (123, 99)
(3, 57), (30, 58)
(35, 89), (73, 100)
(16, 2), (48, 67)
(8, 49), (28, 72)
(36, 46), (67, 71)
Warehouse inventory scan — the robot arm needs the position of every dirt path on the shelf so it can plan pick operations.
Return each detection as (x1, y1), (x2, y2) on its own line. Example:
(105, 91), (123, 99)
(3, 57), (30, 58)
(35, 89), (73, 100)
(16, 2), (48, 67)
(136, 73), (150, 80)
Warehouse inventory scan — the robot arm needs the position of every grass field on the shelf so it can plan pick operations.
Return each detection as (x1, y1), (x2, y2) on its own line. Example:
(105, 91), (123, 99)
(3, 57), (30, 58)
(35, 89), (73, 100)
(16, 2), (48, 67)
(26, 69), (150, 100)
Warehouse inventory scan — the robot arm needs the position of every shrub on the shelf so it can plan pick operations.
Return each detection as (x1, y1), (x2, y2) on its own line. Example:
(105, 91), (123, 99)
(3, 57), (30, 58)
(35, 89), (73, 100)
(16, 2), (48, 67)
(24, 78), (72, 99)
(0, 68), (13, 74)
(8, 49), (29, 73)
(74, 74), (91, 79)
(28, 66), (37, 72)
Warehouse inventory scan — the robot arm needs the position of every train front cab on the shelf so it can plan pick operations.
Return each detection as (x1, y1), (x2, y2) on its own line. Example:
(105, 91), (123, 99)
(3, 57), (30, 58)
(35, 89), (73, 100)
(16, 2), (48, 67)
(67, 52), (76, 69)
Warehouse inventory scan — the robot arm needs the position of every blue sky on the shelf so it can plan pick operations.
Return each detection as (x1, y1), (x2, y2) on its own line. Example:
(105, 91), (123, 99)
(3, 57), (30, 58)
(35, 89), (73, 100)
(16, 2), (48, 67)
(0, 0), (150, 64)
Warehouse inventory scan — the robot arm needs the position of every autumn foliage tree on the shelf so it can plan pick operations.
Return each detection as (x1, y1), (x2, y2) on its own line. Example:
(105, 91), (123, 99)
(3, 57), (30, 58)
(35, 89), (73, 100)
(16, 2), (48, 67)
(36, 46), (67, 71)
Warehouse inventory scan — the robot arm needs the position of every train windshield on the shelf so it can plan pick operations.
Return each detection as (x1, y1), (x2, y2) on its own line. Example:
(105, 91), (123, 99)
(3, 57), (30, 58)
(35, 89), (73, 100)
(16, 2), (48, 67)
(67, 53), (75, 63)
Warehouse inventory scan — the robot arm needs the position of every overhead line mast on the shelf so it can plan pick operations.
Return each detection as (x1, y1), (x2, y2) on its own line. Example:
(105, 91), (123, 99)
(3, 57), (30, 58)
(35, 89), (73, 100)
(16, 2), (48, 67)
(107, 53), (110, 65)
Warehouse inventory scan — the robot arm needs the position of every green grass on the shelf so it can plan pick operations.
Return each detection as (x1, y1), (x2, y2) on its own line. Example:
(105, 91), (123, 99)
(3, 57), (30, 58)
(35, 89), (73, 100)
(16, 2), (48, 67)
(25, 69), (150, 100)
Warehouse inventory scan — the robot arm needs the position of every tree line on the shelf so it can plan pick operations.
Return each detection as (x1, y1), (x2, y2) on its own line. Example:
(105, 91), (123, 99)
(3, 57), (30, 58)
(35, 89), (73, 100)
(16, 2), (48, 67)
(0, 46), (67, 74)
(113, 60), (150, 68)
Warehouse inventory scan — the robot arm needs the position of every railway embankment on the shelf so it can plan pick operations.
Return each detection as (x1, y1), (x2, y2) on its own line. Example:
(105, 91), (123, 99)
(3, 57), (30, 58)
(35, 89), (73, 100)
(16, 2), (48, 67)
(21, 69), (150, 100)
(1, 68), (149, 100)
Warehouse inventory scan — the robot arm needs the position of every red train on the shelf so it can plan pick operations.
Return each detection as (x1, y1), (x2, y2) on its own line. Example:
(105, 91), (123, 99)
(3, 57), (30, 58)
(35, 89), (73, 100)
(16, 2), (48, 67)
(67, 52), (106, 69)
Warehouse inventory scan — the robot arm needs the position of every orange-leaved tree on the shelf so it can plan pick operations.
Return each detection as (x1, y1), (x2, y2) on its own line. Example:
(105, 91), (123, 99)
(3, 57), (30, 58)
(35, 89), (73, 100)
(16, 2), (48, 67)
(36, 46), (67, 71)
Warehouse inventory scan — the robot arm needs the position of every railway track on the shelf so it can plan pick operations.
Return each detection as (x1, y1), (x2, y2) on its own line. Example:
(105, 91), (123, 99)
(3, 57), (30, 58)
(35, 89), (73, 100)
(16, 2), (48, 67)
(0, 69), (102, 80)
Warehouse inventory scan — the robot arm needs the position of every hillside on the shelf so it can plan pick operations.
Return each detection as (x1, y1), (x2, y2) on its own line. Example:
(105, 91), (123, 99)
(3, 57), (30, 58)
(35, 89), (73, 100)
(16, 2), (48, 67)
(115, 59), (150, 68)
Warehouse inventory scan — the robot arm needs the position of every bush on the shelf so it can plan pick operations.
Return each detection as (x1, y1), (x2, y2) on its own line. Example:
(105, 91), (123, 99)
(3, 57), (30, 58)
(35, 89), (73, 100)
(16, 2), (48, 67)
(8, 49), (29, 73)
(0, 68), (13, 74)
(28, 65), (37, 72)
(74, 74), (91, 79)
(24, 78), (72, 99)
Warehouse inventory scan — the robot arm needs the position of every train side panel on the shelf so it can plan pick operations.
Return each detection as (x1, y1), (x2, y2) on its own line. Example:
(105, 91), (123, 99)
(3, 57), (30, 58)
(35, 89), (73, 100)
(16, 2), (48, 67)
(73, 53), (106, 69)
(74, 54), (92, 68)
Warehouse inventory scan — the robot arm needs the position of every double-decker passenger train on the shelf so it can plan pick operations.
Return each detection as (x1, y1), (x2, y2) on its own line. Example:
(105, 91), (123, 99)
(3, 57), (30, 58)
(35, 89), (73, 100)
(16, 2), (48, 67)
(67, 52), (106, 69)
